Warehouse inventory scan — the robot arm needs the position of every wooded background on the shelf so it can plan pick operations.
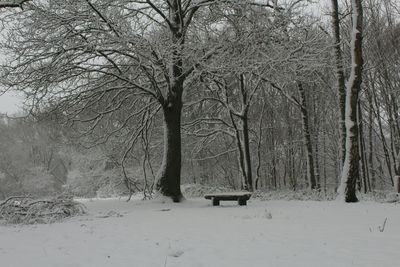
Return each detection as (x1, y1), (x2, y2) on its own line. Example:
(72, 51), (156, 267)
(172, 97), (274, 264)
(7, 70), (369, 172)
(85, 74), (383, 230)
(0, 0), (398, 202)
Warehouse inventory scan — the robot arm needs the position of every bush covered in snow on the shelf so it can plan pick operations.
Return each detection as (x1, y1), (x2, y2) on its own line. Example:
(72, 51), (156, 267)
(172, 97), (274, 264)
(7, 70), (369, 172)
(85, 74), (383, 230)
(63, 149), (133, 198)
(358, 190), (400, 203)
(64, 168), (129, 198)
(251, 189), (337, 201)
(250, 189), (400, 202)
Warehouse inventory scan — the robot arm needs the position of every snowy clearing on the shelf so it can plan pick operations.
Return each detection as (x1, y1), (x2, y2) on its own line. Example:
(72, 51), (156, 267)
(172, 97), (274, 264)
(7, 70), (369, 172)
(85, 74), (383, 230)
(1, 198), (399, 267)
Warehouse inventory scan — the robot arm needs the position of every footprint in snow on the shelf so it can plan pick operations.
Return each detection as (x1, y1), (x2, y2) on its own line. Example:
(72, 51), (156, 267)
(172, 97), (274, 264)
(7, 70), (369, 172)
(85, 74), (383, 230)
(168, 249), (184, 258)
(160, 208), (171, 212)
(264, 209), (273, 219)
(97, 210), (123, 218)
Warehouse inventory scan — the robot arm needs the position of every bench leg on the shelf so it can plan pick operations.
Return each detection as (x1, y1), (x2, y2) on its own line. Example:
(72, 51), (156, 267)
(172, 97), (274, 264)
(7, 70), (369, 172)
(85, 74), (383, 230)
(212, 197), (220, 206)
(238, 199), (247, 206)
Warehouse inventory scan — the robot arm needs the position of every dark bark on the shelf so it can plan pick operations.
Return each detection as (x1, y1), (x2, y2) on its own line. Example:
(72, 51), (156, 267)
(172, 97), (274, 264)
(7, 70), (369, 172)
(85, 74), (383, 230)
(242, 111), (253, 191)
(313, 94), (321, 189)
(340, 0), (363, 203)
(286, 102), (297, 190)
(255, 101), (265, 190)
(358, 101), (369, 193)
(238, 73), (253, 191)
(367, 89), (375, 189)
(331, 0), (347, 166)
(230, 111), (248, 190)
(156, 98), (183, 202)
(342, 131), (360, 203)
(155, 1), (187, 201)
(269, 107), (277, 189)
(298, 82), (317, 190)
(391, 95), (400, 176)
(323, 132), (328, 194)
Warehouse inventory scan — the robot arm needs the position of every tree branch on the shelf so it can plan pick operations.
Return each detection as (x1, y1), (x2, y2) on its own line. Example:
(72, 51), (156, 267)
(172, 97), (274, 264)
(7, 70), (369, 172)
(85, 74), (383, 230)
(0, 0), (31, 9)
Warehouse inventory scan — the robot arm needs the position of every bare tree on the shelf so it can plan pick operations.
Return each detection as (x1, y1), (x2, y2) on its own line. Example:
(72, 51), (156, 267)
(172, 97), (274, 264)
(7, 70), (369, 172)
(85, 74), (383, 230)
(1, 0), (224, 201)
(2, 0), (288, 201)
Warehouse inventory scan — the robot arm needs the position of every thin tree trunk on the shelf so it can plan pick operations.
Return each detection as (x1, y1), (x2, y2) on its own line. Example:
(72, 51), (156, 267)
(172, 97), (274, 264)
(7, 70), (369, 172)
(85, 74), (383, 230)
(358, 101), (369, 193)
(270, 113), (277, 189)
(230, 111), (248, 190)
(338, 0), (363, 203)
(367, 89), (375, 190)
(290, 131), (297, 190)
(286, 102), (297, 190)
(390, 95), (400, 177)
(239, 74), (253, 191)
(255, 101), (266, 190)
(242, 111), (253, 191)
(298, 82), (317, 190)
(331, 0), (347, 166)
(323, 131), (328, 194)
(313, 93), (321, 189)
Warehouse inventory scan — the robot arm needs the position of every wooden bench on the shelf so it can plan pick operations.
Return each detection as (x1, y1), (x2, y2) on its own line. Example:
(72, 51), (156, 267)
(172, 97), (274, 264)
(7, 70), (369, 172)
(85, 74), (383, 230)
(204, 192), (252, 206)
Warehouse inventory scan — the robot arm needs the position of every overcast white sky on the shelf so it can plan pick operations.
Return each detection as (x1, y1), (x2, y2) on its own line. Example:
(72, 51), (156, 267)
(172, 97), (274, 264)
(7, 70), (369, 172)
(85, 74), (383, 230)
(0, 91), (23, 114)
(0, 0), (331, 114)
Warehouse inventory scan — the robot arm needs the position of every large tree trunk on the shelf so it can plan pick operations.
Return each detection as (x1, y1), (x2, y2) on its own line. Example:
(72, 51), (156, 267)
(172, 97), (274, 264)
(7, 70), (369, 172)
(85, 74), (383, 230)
(338, 0), (363, 202)
(156, 98), (183, 202)
(331, 0), (347, 167)
(155, 0), (185, 201)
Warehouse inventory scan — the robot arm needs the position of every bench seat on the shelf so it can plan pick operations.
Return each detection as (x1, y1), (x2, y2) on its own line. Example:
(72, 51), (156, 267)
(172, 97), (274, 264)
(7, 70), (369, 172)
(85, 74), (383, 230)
(204, 192), (252, 206)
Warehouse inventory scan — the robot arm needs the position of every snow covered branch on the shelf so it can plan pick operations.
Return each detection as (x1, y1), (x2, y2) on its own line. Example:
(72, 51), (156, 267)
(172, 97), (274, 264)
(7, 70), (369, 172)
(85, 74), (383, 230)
(0, 0), (31, 9)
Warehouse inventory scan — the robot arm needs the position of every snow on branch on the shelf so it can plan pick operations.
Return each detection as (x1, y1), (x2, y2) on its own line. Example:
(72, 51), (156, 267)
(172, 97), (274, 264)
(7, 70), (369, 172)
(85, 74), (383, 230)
(0, 0), (31, 9)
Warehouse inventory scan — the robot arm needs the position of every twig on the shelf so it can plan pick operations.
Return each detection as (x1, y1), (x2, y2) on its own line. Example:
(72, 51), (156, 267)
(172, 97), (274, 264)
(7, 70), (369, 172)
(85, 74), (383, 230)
(378, 217), (388, 232)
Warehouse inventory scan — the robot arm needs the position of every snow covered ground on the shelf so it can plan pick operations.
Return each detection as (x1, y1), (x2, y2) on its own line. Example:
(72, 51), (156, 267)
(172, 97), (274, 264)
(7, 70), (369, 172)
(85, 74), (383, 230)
(1, 197), (399, 267)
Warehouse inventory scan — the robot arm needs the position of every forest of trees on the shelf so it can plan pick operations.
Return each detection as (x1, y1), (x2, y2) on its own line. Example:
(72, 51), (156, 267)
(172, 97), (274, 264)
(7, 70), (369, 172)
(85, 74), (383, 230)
(0, 0), (399, 202)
